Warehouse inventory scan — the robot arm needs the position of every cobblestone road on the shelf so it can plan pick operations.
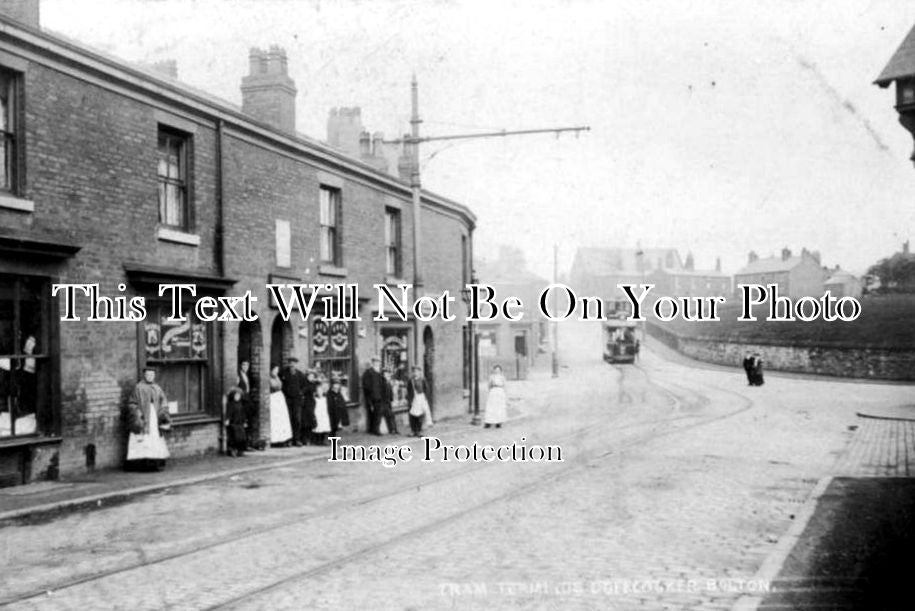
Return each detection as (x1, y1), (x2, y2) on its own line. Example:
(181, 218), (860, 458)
(2, 322), (911, 610)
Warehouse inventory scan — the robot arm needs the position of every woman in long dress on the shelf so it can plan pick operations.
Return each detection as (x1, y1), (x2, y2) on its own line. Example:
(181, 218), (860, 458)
(126, 367), (171, 470)
(407, 366), (431, 436)
(268, 365), (293, 445)
(483, 364), (507, 428)
(311, 376), (331, 445)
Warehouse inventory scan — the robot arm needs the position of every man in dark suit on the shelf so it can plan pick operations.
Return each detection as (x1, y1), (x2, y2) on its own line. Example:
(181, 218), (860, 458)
(380, 368), (399, 435)
(280, 357), (308, 446)
(361, 356), (385, 434)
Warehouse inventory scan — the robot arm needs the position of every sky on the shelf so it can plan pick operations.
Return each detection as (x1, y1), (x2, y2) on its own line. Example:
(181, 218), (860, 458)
(40, 0), (915, 279)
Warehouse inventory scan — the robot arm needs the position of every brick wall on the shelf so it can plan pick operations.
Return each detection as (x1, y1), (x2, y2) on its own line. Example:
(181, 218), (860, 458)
(646, 322), (915, 381)
(1, 43), (473, 481)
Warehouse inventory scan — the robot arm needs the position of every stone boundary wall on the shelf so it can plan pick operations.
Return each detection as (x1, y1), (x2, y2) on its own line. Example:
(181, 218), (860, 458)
(646, 323), (915, 381)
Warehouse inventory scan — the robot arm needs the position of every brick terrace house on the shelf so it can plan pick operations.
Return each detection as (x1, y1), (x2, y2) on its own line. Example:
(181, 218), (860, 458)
(647, 253), (731, 299)
(0, 3), (475, 485)
(733, 248), (828, 300)
(568, 246), (683, 313)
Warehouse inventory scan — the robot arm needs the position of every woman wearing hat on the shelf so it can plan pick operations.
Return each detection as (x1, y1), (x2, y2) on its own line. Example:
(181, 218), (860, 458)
(125, 367), (171, 470)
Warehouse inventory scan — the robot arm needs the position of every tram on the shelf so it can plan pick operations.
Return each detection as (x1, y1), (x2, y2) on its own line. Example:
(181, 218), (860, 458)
(602, 319), (639, 364)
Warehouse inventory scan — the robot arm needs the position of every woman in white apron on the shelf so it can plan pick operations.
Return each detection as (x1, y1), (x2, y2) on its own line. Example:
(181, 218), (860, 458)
(268, 365), (293, 445)
(483, 364), (507, 428)
(126, 367), (171, 470)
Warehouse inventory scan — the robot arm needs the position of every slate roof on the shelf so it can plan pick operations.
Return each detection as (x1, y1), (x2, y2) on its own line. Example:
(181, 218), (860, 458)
(824, 270), (857, 285)
(735, 256), (803, 276)
(876, 24), (915, 86)
(572, 247), (683, 276)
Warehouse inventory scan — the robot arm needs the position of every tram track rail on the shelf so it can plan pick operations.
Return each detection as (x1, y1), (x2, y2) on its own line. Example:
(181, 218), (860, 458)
(2, 358), (757, 609)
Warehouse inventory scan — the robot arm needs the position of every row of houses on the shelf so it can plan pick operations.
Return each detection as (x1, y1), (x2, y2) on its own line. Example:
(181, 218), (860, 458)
(569, 246), (862, 313)
(0, 4), (476, 486)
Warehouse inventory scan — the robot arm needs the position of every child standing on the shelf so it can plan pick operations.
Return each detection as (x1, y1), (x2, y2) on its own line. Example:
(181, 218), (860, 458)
(407, 366), (429, 437)
(225, 387), (247, 457)
(311, 376), (332, 445)
(328, 375), (350, 437)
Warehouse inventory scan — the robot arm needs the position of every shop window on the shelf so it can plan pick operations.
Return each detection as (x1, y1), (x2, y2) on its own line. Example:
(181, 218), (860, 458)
(0, 275), (52, 437)
(311, 317), (353, 401)
(142, 301), (209, 415)
(380, 326), (410, 407)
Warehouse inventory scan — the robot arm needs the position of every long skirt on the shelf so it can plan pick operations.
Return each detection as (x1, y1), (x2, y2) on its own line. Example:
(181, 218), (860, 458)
(483, 387), (507, 424)
(127, 404), (170, 461)
(313, 398), (331, 434)
(269, 391), (293, 443)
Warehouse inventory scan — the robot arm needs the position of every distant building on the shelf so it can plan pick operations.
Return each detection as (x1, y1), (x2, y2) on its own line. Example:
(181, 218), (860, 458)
(733, 248), (829, 299)
(474, 247), (548, 380)
(569, 247), (683, 306)
(823, 269), (863, 300)
(648, 266), (731, 299)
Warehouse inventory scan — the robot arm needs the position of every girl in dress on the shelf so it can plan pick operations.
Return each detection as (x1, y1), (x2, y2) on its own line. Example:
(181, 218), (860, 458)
(268, 364), (293, 446)
(483, 364), (507, 429)
(224, 387), (247, 457)
(407, 366), (430, 437)
(311, 376), (332, 445)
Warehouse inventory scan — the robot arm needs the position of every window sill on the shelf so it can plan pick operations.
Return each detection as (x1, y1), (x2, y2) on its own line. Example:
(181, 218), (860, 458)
(318, 264), (348, 277)
(0, 193), (35, 213)
(0, 435), (62, 449)
(157, 227), (200, 246)
(385, 276), (408, 286)
(168, 414), (220, 427)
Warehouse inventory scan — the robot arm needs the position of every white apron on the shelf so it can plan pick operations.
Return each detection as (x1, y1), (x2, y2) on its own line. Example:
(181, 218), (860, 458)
(127, 403), (170, 461)
(269, 391), (293, 443)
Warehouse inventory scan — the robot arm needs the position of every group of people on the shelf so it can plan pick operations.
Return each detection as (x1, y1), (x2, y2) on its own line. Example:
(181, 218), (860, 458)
(742, 353), (765, 386)
(361, 356), (434, 437)
(124, 354), (510, 470)
(258, 358), (350, 451)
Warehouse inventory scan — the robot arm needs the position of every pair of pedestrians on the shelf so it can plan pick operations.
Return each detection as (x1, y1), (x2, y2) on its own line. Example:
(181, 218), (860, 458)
(361, 356), (400, 435)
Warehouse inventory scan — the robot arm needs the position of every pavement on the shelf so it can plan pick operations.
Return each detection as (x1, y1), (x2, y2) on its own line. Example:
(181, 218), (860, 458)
(0, 405), (489, 524)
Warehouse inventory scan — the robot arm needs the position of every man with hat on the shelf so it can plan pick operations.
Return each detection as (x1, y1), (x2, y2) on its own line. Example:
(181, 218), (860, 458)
(280, 357), (308, 446)
(361, 356), (385, 434)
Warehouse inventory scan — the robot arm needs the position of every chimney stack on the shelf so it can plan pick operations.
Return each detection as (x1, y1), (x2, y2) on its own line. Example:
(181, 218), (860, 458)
(326, 107), (364, 156)
(0, 0), (39, 28)
(715, 256), (721, 272)
(781, 247), (792, 261)
(240, 46), (297, 133)
(748, 251), (758, 264)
